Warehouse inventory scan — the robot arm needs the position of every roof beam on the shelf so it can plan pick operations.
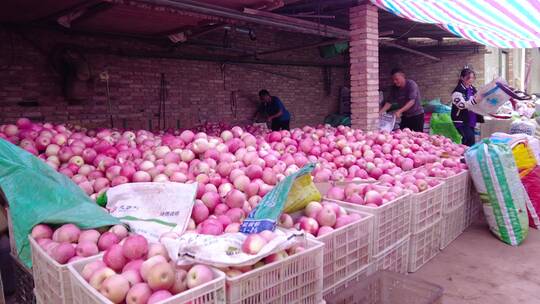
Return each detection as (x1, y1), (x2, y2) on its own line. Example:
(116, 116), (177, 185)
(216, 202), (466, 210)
(131, 0), (349, 39)
(31, 0), (104, 24)
(69, 2), (115, 27)
(379, 40), (440, 61)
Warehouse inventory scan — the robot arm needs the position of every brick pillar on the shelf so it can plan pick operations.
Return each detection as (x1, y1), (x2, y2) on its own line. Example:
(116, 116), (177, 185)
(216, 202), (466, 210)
(349, 4), (379, 131)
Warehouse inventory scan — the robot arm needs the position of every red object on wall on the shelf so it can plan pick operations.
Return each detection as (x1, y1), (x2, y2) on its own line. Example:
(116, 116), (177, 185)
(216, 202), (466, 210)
(521, 166), (540, 229)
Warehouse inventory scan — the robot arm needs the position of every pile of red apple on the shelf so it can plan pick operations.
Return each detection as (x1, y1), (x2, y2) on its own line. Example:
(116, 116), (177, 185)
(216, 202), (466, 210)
(81, 234), (215, 304)
(276, 201), (363, 237)
(31, 223), (129, 264)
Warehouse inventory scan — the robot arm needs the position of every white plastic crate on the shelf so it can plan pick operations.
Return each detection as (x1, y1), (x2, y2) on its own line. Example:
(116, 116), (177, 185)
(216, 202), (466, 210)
(226, 238), (324, 304)
(410, 181), (444, 233)
(440, 204), (466, 250)
(315, 206), (373, 293)
(35, 289), (44, 304)
(6, 209), (17, 259)
(68, 255), (226, 304)
(322, 264), (369, 300)
(465, 183), (482, 228)
(330, 192), (411, 256)
(408, 220), (442, 273)
(440, 170), (470, 211)
(370, 235), (410, 275)
(29, 236), (98, 304)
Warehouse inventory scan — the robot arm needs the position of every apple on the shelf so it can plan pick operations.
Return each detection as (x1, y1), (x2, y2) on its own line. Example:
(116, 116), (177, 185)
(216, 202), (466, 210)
(146, 262), (175, 291)
(109, 225), (129, 239)
(241, 234), (268, 255)
(122, 269), (143, 286)
(122, 259), (144, 273)
(225, 269), (243, 278)
(98, 232), (120, 251)
(54, 224), (81, 243)
(122, 235), (148, 260)
(317, 226), (334, 237)
(253, 261), (266, 269)
(278, 213), (294, 229)
(316, 206), (337, 227)
(31, 224), (53, 240)
(224, 223), (240, 233)
(141, 255), (168, 281)
(103, 244), (127, 272)
(100, 274), (130, 303)
(259, 230), (276, 242)
(51, 242), (76, 264)
(89, 267), (116, 290)
(264, 251), (288, 264)
(147, 290), (173, 304)
(298, 216), (319, 235)
(186, 264), (214, 289)
(76, 241), (99, 257)
(304, 201), (323, 218)
(169, 269), (188, 294)
(81, 260), (106, 281)
(78, 229), (101, 244)
(126, 283), (152, 304)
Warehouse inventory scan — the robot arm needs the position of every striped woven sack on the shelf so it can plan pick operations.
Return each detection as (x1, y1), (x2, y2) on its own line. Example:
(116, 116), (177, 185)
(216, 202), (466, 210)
(465, 139), (529, 246)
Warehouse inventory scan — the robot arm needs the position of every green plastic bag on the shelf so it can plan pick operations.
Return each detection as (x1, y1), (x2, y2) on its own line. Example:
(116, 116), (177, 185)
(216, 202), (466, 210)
(0, 139), (120, 267)
(430, 113), (462, 144)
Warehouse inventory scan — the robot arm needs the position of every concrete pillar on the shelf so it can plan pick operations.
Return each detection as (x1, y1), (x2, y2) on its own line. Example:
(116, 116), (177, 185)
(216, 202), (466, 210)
(349, 3), (379, 131)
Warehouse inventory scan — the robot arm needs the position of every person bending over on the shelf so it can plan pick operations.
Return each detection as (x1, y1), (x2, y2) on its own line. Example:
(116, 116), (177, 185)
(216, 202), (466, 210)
(253, 89), (291, 131)
(380, 68), (424, 132)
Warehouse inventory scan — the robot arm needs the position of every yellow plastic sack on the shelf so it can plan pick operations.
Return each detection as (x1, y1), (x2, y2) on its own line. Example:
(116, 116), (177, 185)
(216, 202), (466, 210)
(283, 174), (321, 213)
(512, 141), (537, 172)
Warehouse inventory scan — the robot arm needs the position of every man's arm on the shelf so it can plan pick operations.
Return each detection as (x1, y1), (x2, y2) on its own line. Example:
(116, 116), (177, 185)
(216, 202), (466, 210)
(379, 102), (392, 115)
(395, 100), (415, 118)
(267, 110), (283, 122)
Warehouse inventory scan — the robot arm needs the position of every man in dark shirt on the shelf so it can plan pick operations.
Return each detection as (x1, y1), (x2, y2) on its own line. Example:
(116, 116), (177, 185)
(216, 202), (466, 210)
(253, 89), (291, 131)
(379, 68), (425, 132)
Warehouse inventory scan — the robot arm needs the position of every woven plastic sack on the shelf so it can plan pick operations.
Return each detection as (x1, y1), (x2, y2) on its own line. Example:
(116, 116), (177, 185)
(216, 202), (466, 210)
(465, 139), (529, 246)
(520, 167), (540, 229)
(239, 163), (319, 233)
(430, 113), (462, 144)
(0, 139), (120, 267)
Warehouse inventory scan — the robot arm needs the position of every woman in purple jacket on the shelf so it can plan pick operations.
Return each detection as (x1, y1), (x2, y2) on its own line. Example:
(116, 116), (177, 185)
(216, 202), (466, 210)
(451, 68), (484, 146)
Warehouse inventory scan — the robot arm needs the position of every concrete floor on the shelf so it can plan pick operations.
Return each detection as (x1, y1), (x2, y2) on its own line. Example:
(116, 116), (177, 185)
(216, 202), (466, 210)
(412, 219), (540, 304)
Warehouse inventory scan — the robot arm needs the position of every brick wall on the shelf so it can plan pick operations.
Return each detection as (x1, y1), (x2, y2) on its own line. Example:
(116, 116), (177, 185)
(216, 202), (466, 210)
(0, 27), (347, 130)
(349, 3), (379, 131)
(379, 47), (485, 104)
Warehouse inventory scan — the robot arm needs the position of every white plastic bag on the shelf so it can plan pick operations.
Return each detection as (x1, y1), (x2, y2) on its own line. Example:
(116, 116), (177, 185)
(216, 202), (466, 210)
(106, 182), (197, 242)
(162, 229), (305, 267)
(470, 78), (512, 116)
(379, 113), (396, 132)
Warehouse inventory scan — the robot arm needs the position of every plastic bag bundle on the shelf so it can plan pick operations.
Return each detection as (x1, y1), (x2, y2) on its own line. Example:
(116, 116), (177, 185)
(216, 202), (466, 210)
(465, 139), (529, 246)
(520, 167), (540, 229)
(509, 118), (537, 136)
(379, 113), (396, 132)
(430, 113), (462, 144)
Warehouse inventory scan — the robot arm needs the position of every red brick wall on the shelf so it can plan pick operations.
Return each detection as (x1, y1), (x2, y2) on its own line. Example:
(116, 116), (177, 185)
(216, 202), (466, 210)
(0, 27), (347, 130)
(379, 47), (485, 104)
(349, 3), (379, 131)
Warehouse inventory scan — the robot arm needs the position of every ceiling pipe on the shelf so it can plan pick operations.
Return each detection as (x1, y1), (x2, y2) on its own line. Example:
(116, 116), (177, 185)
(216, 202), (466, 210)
(131, 0), (349, 39)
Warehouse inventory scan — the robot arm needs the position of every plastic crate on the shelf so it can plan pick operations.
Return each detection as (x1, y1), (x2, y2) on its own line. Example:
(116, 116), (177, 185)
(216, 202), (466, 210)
(324, 271), (444, 304)
(370, 235), (409, 275)
(408, 220), (442, 273)
(6, 209), (17, 259)
(29, 236), (99, 304)
(323, 264), (369, 300)
(440, 204), (466, 250)
(330, 192), (411, 256)
(410, 181), (444, 233)
(440, 171), (470, 211)
(226, 238), (324, 304)
(35, 289), (44, 304)
(315, 205), (373, 293)
(0, 273), (4, 304)
(11, 253), (35, 304)
(68, 255), (226, 304)
(465, 183), (482, 228)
